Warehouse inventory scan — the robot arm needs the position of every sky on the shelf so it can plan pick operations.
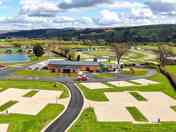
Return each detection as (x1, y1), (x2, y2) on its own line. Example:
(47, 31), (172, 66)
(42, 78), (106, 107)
(0, 0), (176, 30)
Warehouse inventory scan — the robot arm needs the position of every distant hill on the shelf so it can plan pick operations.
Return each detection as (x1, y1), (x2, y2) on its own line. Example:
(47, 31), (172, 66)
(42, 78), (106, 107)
(0, 30), (14, 34)
(0, 24), (176, 42)
(0, 30), (16, 34)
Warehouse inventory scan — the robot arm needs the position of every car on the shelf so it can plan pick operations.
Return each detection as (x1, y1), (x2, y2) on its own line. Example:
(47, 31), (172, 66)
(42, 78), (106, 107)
(77, 75), (89, 81)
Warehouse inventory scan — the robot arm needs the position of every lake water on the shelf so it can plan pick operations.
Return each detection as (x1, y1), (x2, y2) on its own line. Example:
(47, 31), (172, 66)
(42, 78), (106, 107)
(0, 54), (30, 63)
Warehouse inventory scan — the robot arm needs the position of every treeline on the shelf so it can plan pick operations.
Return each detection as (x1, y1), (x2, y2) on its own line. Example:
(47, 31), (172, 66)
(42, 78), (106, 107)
(51, 48), (80, 61)
(1, 24), (176, 43)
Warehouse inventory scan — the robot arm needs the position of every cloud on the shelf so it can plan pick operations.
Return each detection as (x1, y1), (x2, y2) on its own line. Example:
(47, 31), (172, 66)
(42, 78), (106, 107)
(146, 0), (176, 15)
(53, 16), (75, 23)
(0, 0), (7, 5)
(95, 9), (120, 26)
(0, 14), (95, 30)
(131, 7), (154, 19)
(20, 0), (60, 17)
(1, 0), (176, 30)
(59, 0), (113, 9)
(109, 1), (145, 9)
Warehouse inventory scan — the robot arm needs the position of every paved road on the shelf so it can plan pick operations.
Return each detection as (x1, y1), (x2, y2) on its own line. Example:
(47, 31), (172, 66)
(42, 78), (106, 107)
(0, 67), (156, 132)
(0, 68), (15, 78)
(45, 77), (84, 132)
(0, 68), (84, 132)
(86, 68), (157, 82)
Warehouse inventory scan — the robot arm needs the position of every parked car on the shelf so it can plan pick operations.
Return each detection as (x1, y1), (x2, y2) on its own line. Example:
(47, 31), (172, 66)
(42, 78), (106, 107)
(77, 74), (89, 81)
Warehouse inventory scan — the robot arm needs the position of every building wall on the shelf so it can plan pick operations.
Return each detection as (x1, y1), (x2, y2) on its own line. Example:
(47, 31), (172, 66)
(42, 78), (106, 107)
(80, 65), (100, 72)
(48, 64), (100, 73)
(48, 64), (57, 71)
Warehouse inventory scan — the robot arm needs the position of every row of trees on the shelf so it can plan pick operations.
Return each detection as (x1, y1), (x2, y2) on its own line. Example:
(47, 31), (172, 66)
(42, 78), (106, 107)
(61, 48), (80, 61)
(112, 43), (176, 71)
(31, 42), (176, 71)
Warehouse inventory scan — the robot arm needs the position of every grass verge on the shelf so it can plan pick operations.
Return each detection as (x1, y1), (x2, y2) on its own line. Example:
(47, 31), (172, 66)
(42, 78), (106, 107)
(126, 107), (148, 122)
(6, 104), (64, 132)
(78, 72), (176, 101)
(0, 80), (69, 99)
(69, 108), (176, 132)
(0, 101), (18, 112)
(23, 90), (38, 97)
(95, 73), (114, 79)
(77, 83), (109, 101)
(129, 92), (147, 101)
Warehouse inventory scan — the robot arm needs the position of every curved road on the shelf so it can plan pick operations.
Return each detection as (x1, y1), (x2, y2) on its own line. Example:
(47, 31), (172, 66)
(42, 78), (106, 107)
(0, 69), (84, 132)
(0, 67), (157, 132)
(86, 68), (157, 82)
(45, 77), (84, 132)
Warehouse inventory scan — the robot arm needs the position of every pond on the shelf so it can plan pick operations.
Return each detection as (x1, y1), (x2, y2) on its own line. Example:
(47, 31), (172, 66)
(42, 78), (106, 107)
(0, 54), (30, 63)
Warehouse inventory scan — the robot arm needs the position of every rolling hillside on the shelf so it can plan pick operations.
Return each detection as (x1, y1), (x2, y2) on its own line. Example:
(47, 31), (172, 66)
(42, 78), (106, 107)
(0, 24), (176, 42)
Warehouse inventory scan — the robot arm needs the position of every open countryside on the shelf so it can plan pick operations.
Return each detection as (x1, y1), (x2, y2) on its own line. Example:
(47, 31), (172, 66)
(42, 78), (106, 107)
(0, 0), (176, 132)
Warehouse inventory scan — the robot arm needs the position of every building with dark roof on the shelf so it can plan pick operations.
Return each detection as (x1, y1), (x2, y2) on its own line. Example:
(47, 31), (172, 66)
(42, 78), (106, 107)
(48, 60), (101, 73)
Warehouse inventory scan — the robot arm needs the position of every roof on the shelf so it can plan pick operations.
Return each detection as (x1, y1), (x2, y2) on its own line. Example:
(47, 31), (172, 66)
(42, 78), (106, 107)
(48, 60), (100, 66)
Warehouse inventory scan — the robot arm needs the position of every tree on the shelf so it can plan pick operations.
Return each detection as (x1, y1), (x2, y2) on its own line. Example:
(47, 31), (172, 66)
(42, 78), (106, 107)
(159, 46), (166, 66)
(63, 48), (70, 57)
(5, 49), (12, 54)
(69, 51), (76, 61)
(112, 43), (129, 71)
(77, 55), (80, 61)
(16, 49), (23, 54)
(33, 45), (45, 57)
(159, 45), (176, 66)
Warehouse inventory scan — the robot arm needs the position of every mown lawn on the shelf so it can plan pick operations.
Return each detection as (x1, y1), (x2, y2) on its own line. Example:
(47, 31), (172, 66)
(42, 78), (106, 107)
(73, 71), (176, 132)
(122, 68), (148, 76)
(15, 70), (58, 77)
(165, 65), (176, 74)
(78, 72), (176, 101)
(0, 79), (67, 132)
(69, 108), (176, 132)
(126, 107), (148, 122)
(93, 68), (148, 79)
(15, 70), (78, 79)
(95, 73), (114, 79)
(23, 90), (38, 97)
(0, 80), (69, 98)
(3, 104), (64, 132)
(129, 92), (147, 101)
(0, 101), (18, 112)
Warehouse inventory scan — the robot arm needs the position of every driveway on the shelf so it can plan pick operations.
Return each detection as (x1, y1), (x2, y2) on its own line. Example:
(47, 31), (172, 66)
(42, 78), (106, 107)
(45, 77), (84, 132)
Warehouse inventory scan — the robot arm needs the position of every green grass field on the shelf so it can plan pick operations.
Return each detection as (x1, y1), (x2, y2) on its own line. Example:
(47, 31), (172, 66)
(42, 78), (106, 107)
(15, 70), (78, 79)
(69, 108), (176, 132)
(0, 80), (69, 98)
(95, 73), (114, 79)
(0, 101), (18, 112)
(0, 79), (67, 132)
(129, 92), (147, 101)
(73, 70), (176, 132)
(15, 70), (58, 77)
(23, 90), (38, 97)
(3, 104), (64, 132)
(122, 68), (148, 76)
(78, 72), (176, 101)
(165, 65), (176, 74)
(126, 107), (148, 122)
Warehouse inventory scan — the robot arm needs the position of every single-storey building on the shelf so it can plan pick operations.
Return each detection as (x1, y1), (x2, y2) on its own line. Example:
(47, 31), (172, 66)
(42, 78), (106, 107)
(48, 60), (101, 73)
